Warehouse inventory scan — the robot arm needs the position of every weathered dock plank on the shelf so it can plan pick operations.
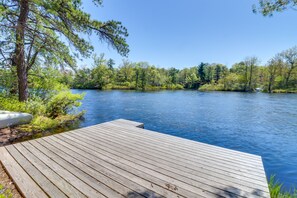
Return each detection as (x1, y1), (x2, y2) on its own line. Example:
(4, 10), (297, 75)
(0, 119), (270, 197)
(0, 147), (48, 198)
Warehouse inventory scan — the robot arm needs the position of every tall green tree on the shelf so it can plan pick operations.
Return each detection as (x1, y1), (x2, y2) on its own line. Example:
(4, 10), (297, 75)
(117, 60), (134, 83)
(198, 62), (207, 83)
(0, 0), (129, 101)
(245, 57), (259, 91)
(280, 46), (297, 88)
(91, 53), (113, 89)
(168, 67), (179, 84)
(267, 55), (282, 93)
(107, 58), (115, 70)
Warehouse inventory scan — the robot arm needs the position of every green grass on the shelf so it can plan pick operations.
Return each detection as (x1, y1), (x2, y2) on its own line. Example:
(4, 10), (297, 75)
(272, 89), (297, 93)
(269, 175), (297, 198)
(0, 184), (13, 198)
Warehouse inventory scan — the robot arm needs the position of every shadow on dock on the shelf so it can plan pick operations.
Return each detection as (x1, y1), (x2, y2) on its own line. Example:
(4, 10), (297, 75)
(126, 190), (164, 198)
(215, 186), (267, 198)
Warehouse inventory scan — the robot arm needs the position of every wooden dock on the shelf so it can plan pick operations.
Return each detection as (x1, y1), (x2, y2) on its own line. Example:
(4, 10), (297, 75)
(0, 119), (270, 198)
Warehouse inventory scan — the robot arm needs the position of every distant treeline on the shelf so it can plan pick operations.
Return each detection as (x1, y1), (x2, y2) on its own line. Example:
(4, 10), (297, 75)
(1, 47), (296, 94)
(68, 47), (297, 93)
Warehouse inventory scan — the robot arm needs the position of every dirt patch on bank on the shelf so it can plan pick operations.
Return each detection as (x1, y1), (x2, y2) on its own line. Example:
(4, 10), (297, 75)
(0, 128), (31, 146)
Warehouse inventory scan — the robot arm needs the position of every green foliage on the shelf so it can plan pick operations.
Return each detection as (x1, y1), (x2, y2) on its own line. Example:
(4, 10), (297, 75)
(28, 66), (70, 97)
(46, 91), (84, 118)
(19, 113), (84, 132)
(0, 95), (46, 116)
(254, 0), (297, 16)
(0, 66), (84, 132)
(70, 47), (297, 92)
(0, 0), (129, 101)
(0, 0), (129, 64)
(0, 184), (13, 198)
(199, 84), (224, 91)
(72, 59), (186, 90)
(269, 175), (297, 198)
(0, 89), (84, 132)
(219, 73), (240, 91)
(30, 116), (59, 131)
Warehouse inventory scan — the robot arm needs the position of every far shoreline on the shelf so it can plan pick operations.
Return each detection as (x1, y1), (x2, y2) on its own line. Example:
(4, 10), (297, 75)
(70, 87), (297, 94)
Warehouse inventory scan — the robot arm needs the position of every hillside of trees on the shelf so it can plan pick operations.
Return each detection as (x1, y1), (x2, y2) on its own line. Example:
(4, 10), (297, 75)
(66, 47), (297, 93)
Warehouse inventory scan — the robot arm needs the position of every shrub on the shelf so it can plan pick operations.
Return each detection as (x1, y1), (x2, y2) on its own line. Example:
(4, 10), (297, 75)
(166, 84), (184, 90)
(199, 84), (224, 91)
(30, 116), (59, 131)
(0, 95), (46, 116)
(46, 91), (84, 118)
(0, 96), (26, 112)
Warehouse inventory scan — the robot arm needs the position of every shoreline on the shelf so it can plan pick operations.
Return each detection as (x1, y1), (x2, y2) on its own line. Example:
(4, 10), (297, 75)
(71, 87), (297, 94)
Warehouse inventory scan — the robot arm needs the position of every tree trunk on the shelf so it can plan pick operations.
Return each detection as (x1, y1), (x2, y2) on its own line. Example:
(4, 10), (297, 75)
(285, 64), (294, 88)
(268, 77), (273, 93)
(248, 64), (253, 91)
(244, 65), (248, 92)
(15, 0), (29, 101)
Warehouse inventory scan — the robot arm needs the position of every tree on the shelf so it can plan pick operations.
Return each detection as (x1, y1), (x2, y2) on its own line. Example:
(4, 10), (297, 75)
(185, 73), (198, 89)
(117, 60), (134, 83)
(204, 65), (214, 83)
(168, 67), (179, 84)
(107, 58), (115, 70)
(92, 53), (106, 68)
(280, 46), (297, 88)
(135, 64), (141, 89)
(91, 54), (112, 89)
(222, 73), (242, 91)
(267, 55), (282, 93)
(244, 57), (259, 91)
(254, 0), (297, 16)
(214, 64), (222, 83)
(0, 0), (129, 101)
(147, 66), (162, 87)
(198, 62), (207, 83)
(138, 62), (149, 90)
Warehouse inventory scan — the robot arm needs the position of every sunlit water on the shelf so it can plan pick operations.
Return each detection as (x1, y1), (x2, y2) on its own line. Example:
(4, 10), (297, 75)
(72, 89), (297, 189)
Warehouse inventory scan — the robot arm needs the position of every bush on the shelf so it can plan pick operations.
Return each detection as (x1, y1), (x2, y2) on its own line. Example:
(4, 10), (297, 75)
(0, 95), (46, 115)
(0, 90), (84, 132)
(1, 98), (43, 116)
(199, 84), (224, 91)
(18, 112), (84, 132)
(46, 91), (84, 118)
(0, 96), (26, 112)
(166, 84), (184, 90)
(30, 116), (59, 131)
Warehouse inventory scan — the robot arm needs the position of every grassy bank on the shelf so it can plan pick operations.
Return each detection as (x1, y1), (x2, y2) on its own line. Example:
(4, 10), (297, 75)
(198, 83), (297, 93)
(269, 175), (297, 198)
(73, 83), (184, 91)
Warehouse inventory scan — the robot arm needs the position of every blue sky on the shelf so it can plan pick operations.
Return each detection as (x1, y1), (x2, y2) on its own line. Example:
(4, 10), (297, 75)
(79, 0), (297, 69)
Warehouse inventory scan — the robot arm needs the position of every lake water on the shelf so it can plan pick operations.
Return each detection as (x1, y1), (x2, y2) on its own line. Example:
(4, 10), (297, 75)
(72, 89), (297, 189)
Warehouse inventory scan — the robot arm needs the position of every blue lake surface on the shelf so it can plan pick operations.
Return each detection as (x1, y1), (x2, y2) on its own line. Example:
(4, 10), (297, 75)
(72, 89), (297, 189)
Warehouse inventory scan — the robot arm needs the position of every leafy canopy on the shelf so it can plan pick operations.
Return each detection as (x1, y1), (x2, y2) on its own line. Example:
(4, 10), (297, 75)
(0, 0), (129, 70)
